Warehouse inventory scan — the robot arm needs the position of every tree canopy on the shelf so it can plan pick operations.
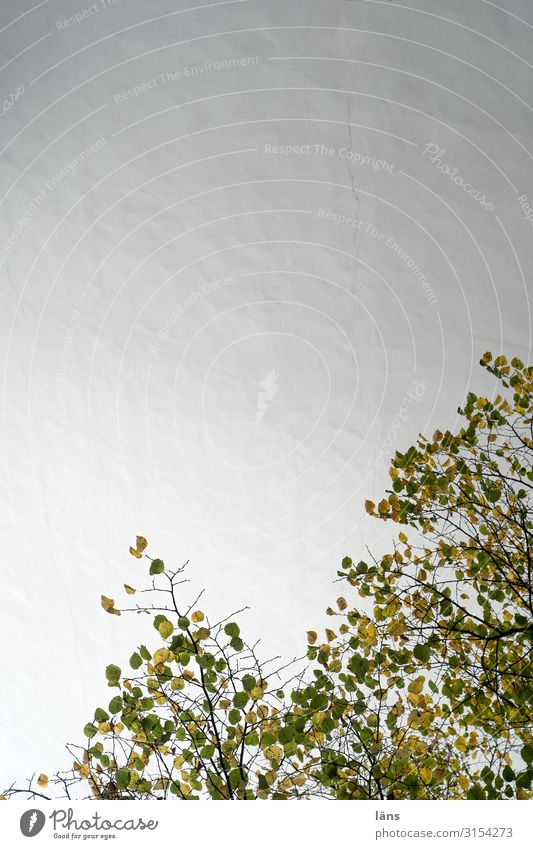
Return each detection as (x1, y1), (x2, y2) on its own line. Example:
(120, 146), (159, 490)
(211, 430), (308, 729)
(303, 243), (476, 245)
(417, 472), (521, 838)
(3, 352), (532, 801)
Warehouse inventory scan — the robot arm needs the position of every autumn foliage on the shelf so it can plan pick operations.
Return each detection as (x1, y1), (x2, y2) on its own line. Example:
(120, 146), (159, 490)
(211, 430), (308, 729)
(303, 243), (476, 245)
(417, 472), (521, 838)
(3, 353), (532, 801)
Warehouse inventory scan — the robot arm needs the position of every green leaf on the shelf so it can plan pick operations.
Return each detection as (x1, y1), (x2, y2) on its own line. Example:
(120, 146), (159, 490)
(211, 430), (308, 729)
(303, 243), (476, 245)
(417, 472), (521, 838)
(105, 664), (121, 686)
(228, 709), (241, 725)
(139, 645), (151, 661)
(108, 696), (123, 714)
(242, 675), (256, 692)
(84, 722), (97, 739)
(466, 785), (486, 800)
(137, 780), (152, 794)
(233, 692), (249, 709)
(413, 644), (431, 663)
(178, 616), (190, 630)
(88, 746), (103, 759)
(347, 653), (369, 678)
(230, 637), (244, 652)
(149, 558), (165, 575)
(229, 768), (244, 790)
(279, 726), (294, 744)
(129, 652), (142, 670)
(115, 768), (131, 790)
(261, 732), (276, 747)
(94, 708), (110, 723)
(521, 745), (533, 764)
(224, 622), (240, 638)
(258, 774), (268, 790)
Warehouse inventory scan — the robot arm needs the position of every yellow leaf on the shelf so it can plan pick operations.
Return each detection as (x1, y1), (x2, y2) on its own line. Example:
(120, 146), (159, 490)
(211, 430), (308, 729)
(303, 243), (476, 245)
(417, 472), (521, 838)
(100, 595), (120, 616)
(124, 584), (136, 595)
(358, 618), (378, 646)
(306, 630), (317, 644)
(407, 676), (425, 695)
(191, 610), (204, 623)
(158, 620), (174, 638)
(37, 774), (49, 788)
(173, 755), (184, 769)
(458, 775), (469, 791)
(365, 500), (376, 514)
(264, 745), (283, 760)
(153, 648), (173, 665)
(79, 764), (90, 778)
(136, 536), (148, 552)
(336, 597), (347, 611)
(325, 628), (336, 642)
(388, 617), (406, 637)
(398, 531), (407, 543)
(378, 499), (390, 513)
(129, 547), (142, 559)
(391, 699), (404, 716)
(454, 735), (467, 752)
(420, 767), (433, 784)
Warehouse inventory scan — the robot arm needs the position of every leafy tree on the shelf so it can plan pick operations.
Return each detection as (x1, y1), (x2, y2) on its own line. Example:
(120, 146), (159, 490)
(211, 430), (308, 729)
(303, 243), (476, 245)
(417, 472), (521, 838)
(314, 352), (533, 799)
(39, 541), (314, 801)
(2, 353), (531, 801)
